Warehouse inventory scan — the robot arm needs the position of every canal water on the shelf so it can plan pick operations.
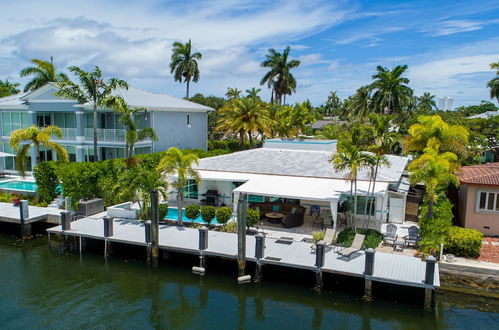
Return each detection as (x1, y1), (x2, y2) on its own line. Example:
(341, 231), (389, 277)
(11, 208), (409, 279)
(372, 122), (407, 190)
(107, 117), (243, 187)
(0, 233), (497, 329)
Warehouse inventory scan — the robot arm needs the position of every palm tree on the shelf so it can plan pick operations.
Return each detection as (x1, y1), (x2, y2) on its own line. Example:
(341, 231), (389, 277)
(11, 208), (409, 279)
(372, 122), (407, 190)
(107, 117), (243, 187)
(245, 87), (261, 99)
(417, 92), (436, 112)
(170, 39), (202, 98)
(364, 114), (399, 227)
(55, 66), (128, 162)
(348, 86), (372, 119)
(9, 125), (69, 177)
(0, 80), (20, 97)
(225, 87), (242, 99)
(370, 65), (413, 118)
(488, 62), (499, 103)
(408, 138), (459, 219)
(324, 91), (342, 117)
(260, 46), (300, 105)
(156, 148), (200, 226)
(316, 124), (342, 140)
(20, 57), (68, 92)
(104, 96), (158, 162)
(216, 97), (271, 145)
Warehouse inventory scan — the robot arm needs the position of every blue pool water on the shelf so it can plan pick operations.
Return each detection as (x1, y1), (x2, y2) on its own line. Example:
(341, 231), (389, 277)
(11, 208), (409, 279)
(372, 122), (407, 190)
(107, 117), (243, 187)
(0, 180), (37, 192)
(166, 207), (221, 225)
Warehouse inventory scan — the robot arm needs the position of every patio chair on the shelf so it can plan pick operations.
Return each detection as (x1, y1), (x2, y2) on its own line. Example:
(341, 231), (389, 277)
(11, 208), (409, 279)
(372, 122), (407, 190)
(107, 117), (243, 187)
(310, 228), (336, 250)
(404, 226), (420, 248)
(338, 234), (365, 259)
(383, 224), (398, 246)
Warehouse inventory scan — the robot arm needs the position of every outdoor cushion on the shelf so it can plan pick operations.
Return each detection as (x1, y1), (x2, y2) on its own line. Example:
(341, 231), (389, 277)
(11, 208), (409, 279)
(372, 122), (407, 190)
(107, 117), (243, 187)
(273, 205), (280, 212)
(291, 207), (296, 214)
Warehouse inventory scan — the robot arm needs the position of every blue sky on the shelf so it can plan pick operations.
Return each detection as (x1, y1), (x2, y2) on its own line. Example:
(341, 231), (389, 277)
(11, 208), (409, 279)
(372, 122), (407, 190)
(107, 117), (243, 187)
(0, 0), (498, 107)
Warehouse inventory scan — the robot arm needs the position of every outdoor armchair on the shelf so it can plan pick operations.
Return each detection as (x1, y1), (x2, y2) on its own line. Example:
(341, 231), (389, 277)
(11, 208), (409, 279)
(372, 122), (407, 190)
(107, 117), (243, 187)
(404, 226), (420, 248)
(383, 224), (398, 246)
(338, 234), (365, 259)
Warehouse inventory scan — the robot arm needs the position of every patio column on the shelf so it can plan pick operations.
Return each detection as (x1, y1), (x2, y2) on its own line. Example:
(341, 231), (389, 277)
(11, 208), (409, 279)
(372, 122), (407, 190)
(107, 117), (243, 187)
(329, 199), (338, 231)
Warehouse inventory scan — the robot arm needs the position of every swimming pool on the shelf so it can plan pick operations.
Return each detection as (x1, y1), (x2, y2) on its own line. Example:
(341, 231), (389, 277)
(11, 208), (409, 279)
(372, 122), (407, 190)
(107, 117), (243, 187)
(0, 180), (38, 193)
(166, 207), (222, 225)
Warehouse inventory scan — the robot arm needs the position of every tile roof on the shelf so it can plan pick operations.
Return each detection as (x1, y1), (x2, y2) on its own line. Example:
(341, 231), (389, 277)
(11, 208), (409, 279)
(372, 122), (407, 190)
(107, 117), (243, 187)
(458, 162), (499, 186)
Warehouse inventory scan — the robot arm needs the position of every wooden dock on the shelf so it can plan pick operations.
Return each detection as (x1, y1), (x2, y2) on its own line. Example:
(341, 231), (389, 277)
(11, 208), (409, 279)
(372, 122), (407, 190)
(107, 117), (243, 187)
(47, 217), (439, 297)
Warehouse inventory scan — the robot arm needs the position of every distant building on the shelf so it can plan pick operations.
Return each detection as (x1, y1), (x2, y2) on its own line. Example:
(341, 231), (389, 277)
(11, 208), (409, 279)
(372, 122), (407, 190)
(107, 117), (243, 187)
(438, 96), (454, 111)
(467, 110), (499, 119)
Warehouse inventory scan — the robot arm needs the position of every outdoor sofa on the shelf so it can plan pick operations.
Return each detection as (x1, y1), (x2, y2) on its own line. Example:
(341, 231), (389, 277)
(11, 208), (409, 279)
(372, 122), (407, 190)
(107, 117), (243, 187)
(250, 202), (306, 228)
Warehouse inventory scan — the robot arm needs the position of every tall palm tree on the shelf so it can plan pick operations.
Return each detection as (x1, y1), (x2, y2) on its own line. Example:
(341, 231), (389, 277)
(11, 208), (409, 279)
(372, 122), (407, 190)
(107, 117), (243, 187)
(0, 80), (20, 97)
(260, 46), (300, 105)
(216, 97), (271, 145)
(324, 91), (342, 117)
(104, 96), (158, 162)
(364, 114), (398, 227)
(370, 65), (413, 119)
(488, 62), (499, 103)
(417, 92), (436, 112)
(9, 125), (69, 177)
(408, 138), (459, 219)
(156, 148), (200, 226)
(20, 57), (68, 92)
(170, 39), (202, 98)
(330, 139), (374, 229)
(348, 86), (372, 119)
(316, 124), (342, 140)
(245, 87), (261, 99)
(225, 87), (242, 99)
(55, 66), (128, 162)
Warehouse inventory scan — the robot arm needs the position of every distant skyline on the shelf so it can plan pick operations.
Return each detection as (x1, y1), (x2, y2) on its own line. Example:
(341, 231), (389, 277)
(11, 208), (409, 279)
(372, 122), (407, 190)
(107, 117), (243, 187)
(0, 0), (498, 107)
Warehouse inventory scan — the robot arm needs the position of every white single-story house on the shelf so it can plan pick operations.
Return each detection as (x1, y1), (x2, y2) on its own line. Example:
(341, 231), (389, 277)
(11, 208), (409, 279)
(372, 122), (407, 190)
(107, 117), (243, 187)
(174, 139), (410, 231)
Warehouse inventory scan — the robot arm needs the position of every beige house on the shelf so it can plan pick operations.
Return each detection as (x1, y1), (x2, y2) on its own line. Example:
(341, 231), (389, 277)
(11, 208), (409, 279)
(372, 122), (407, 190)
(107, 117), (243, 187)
(457, 163), (499, 236)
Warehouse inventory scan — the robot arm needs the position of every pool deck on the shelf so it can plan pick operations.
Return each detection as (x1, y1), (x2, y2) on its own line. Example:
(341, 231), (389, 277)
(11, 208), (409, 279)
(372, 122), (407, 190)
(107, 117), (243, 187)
(47, 217), (439, 290)
(0, 202), (61, 224)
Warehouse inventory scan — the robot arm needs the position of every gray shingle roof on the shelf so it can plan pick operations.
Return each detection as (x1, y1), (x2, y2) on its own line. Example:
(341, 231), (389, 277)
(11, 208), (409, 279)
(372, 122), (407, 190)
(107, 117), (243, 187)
(196, 148), (408, 183)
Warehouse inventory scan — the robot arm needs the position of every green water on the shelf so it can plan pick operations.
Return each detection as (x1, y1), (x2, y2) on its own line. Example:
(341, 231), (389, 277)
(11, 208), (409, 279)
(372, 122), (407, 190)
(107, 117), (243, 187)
(0, 234), (497, 329)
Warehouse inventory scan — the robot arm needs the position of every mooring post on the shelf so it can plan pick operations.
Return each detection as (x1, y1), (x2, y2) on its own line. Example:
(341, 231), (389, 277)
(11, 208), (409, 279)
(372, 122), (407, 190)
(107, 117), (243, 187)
(424, 256), (436, 309)
(237, 193), (250, 283)
(145, 220), (152, 265)
(193, 226), (208, 275)
(19, 200), (30, 237)
(363, 248), (375, 301)
(150, 190), (159, 267)
(315, 240), (325, 291)
(61, 211), (72, 252)
(255, 233), (265, 282)
(103, 216), (114, 238)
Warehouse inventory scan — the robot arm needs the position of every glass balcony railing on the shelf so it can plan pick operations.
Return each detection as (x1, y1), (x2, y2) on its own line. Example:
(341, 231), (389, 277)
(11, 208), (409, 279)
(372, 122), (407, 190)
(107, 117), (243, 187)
(83, 128), (151, 143)
(52, 128), (77, 140)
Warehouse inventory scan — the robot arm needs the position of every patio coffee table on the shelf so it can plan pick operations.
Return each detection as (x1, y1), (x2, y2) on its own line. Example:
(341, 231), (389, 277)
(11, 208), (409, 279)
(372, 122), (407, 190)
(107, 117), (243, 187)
(265, 212), (284, 224)
(393, 240), (405, 252)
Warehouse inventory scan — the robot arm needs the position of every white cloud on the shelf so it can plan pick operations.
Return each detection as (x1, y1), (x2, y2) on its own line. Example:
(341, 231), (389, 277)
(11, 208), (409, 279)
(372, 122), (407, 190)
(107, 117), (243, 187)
(422, 19), (499, 37)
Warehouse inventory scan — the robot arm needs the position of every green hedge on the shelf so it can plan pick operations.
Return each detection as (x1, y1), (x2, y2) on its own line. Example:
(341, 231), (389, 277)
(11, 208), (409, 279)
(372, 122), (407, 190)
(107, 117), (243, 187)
(207, 140), (251, 152)
(336, 228), (383, 249)
(246, 208), (260, 228)
(185, 204), (201, 220)
(32, 161), (59, 203)
(215, 206), (232, 224)
(445, 226), (483, 258)
(201, 206), (216, 224)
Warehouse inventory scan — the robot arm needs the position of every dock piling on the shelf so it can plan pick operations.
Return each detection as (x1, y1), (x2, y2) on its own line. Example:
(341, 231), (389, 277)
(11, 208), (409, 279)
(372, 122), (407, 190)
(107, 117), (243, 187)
(60, 211), (72, 252)
(363, 248), (375, 301)
(103, 216), (114, 238)
(237, 193), (247, 279)
(19, 200), (31, 237)
(254, 233), (265, 281)
(314, 241), (325, 291)
(150, 190), (159, 267)
(194, 226), (208, 274)
(145, 220), (152, 264)
(424, 256), (436, 309)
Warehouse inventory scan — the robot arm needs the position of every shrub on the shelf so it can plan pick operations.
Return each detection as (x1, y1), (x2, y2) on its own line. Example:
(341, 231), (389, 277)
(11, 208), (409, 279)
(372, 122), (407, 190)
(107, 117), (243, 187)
(215, 206), (232, 225)
(212, 140), (228, 150)
(201, 206), (216, 224)
(312, 230), (325, 243)
(246, 208), (260, 228)
(336, 228), (383, 249)
(159, 203), (168, 220)
(220, 221), (237, 233)
(185, 204), (201, 220)
(33, 161), (59, 203)
(445, 226), (483, 258)
(419, 196), (453, 255)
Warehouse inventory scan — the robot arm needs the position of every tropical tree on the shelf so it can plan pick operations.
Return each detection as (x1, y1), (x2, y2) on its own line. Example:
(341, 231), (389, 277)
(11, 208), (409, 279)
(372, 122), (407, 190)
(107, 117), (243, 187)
(55, 66), (128, 162)
(417, 92), (437, 112)
(20, 57), (68, 92)
(0, 80), (20, 97)
(347, 85), (372, 119)
(115, 164), (167, 220)
(9, 125), (69, 177)
(323, 91), (342, 117)
(216, 97), (271, 144)
(404, 115), (469, 158)
(104, 96), (158, 162)
(156, 147), (201, 226)
(488, 62), (499, 103)
(170, 39), (202, 98)
(370, 65), (413, 118)
(316, 124), (343, 140)
(408, 138), (459, 219)
(245, 87), (261, 99)
(225, 87), (242, 99)
(260, 46), (301, 104)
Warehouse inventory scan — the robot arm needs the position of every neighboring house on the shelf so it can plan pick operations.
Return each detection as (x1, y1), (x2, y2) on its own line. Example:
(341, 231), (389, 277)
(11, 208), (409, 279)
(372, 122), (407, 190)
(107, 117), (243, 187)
(457, 163), (499, 236)
(467, 110), (499, 119)
(0, 83), (212, 171)
(172, 139), (409, 231)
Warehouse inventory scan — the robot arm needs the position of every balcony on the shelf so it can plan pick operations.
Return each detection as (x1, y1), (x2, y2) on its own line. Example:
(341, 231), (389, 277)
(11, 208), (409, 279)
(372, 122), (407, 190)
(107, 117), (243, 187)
(85, 128), (126, 142)
(52, 128), (77, 140)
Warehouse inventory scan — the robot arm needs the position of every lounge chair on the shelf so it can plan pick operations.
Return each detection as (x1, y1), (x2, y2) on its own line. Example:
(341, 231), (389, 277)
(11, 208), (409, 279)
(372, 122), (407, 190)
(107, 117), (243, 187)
(310, 228), (336, 250)
(404, 226), (420, 248)
(338, 234), (365, 259)
(383, 224), (398, 246)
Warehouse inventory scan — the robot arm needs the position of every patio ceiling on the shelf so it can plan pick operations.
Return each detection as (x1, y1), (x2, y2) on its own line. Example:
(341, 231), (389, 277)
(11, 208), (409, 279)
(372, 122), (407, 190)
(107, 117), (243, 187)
(233, 175), (389, 202)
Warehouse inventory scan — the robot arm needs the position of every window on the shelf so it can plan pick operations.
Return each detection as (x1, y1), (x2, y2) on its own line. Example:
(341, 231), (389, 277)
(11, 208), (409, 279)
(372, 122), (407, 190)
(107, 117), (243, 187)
(248, 195), (265, 203)
(187, 114), (190, 126)
(478, 191), (499, 212)
(183, 179), (198, 199)
(37, 113), (51, 127)
(1, 112), (31, 135)
(339, 194), (375, 215)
